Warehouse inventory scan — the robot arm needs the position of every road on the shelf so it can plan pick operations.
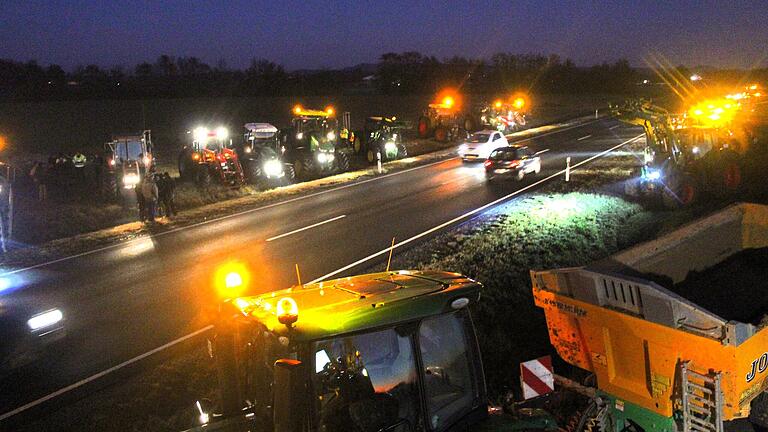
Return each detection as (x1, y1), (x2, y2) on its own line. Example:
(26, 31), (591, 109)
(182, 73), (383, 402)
(0, 118), (643, 424)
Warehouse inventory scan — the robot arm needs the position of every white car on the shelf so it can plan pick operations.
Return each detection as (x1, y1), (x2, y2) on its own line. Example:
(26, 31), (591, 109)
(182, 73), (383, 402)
(458, 130), (508, 161)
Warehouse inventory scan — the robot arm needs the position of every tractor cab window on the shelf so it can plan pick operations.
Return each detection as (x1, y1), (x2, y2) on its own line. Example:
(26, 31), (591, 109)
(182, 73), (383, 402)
(418, 311), (478, 431)
(113, 140), (144, 162)
(312, 328), (420, 432)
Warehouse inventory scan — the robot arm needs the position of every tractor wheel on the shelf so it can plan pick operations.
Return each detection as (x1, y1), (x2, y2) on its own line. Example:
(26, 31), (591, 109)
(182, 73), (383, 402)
(366, 148), (377, 164)
(398, 144), (408, 159)
(722, 161), (742, 193)
(282, 164), (296, 185)
(336, 151), (351, 172)
(178, 155), (191, 181)
(662, 175), (697, 209)
(434, 126), (448, 142)
(294, 155), (315, 180)
(417, 116), (432, 138)
(195, 167), (212, 188)
(353, 136), (363, 154)
(103, 175), (119, 201)
(463, 117), (476, 132)
(244, 160), (261, 184)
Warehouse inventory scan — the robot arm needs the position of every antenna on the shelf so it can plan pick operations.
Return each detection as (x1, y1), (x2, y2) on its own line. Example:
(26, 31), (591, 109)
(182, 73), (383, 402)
(386, 237), (396, 272)
(295, 263), (303, 288)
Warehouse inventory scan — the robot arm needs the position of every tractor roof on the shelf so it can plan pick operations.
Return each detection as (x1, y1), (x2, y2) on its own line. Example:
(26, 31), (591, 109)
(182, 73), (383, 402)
(231, 270), (481, 341)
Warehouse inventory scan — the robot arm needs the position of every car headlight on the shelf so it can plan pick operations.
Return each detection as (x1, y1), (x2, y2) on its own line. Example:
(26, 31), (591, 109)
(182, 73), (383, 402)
(263, 159), (283, 177)
(326, 131), (336, 141)
(28, 309), (63, 332)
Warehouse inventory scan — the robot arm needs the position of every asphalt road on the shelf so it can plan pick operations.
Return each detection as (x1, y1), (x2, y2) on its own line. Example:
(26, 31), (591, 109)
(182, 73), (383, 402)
(0, 118), (643, 424)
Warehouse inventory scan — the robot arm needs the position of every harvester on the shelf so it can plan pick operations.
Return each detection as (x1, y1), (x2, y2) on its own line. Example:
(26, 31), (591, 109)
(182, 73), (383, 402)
(280, 105), (354, 179)
(103, 130), (154, 198)
(179, 126), (245, 187)
(613, 98), (747, 208)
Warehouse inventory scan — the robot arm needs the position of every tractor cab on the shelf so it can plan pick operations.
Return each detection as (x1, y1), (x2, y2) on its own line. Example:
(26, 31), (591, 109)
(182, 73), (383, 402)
(179, 126), (244, 186)
(104, 130), (153, 194)
(239, 123), (286, 182)
(360, 117), (408, 163)
(189, 270), (489, 432)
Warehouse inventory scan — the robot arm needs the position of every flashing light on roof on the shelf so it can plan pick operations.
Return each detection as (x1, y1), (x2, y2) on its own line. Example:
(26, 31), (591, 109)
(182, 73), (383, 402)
(442, 96), (455, 108)
(214, 262), (250, 299)
(690, 74), (702, 81)
(192, 153), (200, 160)
(293, 104), (303, 115)
(325, 106), (335, 116)
(749, 84), (758, 91)
(494, 100), (503, 108)
(276, 297), (299, 326)
(513, 97), (525, 110)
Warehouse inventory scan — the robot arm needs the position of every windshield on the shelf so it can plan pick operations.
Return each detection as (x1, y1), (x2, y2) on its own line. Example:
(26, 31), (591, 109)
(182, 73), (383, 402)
(112, 139), (144, 161)
(312, 327), (420, 432)
(489, 147), (520, 161)
(469, 133), (490, 143)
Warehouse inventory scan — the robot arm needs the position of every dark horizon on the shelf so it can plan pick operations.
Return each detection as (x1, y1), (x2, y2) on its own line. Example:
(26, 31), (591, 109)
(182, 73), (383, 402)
(2, 0), (767, 72)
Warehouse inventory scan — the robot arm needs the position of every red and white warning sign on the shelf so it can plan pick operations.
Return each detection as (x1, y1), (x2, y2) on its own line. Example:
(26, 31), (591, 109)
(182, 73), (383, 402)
(520, 355), (554, 399)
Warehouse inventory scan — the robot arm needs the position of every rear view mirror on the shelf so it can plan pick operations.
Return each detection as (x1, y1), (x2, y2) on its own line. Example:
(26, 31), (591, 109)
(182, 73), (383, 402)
(274, 359), (305, 432)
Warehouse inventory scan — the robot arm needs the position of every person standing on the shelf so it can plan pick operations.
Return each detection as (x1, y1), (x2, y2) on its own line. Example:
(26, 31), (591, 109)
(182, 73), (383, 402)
(135, 181), (146, 221)
(159, 172), (176, 217)
(141, 174), (159, 222)
(30, 162), (48, 201)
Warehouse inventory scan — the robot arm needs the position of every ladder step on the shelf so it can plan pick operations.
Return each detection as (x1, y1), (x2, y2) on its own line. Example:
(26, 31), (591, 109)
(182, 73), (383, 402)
(688, 424), (715, 432)
(689, 397), (715, 409)
(689, 415), (715, 429)
(686, 369), (716, 382)
(688, 403), (712, 415)
(687, 381), (714, 394)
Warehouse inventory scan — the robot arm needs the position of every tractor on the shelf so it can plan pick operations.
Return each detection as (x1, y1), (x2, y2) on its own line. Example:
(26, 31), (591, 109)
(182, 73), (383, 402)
(356, 116), (408, 164)
(417, 92), (464, 142)
(279, 105), (354, 180)
(237, 123), (293, 184)
(179, 126), (245, 187)
(466, 96), (528, 134)
(103, 130), (154, 198)
(613, 98), (748, 208)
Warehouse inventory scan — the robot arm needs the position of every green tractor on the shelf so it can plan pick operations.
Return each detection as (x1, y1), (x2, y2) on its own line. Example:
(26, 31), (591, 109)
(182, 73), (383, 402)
(184, 270), (560, 432)
(279, 105), (354, 180)
(357, 116), (409, 164)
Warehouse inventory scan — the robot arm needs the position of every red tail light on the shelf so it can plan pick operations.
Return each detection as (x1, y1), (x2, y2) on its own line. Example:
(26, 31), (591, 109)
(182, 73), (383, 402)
(483, 160), (492, 167)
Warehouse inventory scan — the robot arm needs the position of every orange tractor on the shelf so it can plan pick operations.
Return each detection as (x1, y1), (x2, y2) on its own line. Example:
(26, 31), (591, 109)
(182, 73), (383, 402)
(179, 126), (244, 187)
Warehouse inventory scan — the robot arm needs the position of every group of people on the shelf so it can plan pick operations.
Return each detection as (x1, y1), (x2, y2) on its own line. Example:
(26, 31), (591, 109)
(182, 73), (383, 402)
(28, 152), (106, 201)
(135, 172), (176, 222)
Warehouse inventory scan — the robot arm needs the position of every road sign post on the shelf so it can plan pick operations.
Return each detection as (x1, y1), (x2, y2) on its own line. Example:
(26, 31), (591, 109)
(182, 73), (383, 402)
(566, 156), (571, 182)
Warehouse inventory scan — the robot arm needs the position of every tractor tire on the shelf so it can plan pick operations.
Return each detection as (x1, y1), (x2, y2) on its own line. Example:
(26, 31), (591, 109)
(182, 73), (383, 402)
(294, 155), (315, 180)
(244, 160), (261, 184)
(398, 144), (408, 159)
(366, 148), (377, 164)
(281, 164), (296, 185)
(662, 175), (697, 209)
(463, 117), (476, 132)
(722, 161), (742, 193)
(178, 155), (191, 181)
(417, 116), (432, 139)
(336, 151), (351, 172)
(353, 136), (364, 154)
(103, 175), (119, 201)
(434, 126), (448, 142)
(195, 167), (212, 188)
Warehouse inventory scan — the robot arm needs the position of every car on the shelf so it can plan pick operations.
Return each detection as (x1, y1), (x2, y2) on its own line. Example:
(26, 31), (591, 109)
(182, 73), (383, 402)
(0, 299), (65, 373)
(457, 130), (508, 161)
(483, 145), (541, 182)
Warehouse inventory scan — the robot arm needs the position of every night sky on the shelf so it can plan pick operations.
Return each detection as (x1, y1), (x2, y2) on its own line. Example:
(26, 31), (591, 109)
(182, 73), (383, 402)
(2, 0), (767, 71)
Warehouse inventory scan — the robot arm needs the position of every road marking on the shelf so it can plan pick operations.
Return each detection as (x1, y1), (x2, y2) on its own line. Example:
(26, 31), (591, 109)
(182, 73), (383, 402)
(577, 134), (592, 141)
(0, 325), (214, 422)
(0, 119), (618, 422)
(505, 118), (600, 142)
(609, 125), (620, 130)
(309, 133), (644, 284)
(535, 149), (550, 155)
(0, 116), (603, 277)
(266, 215), (346, 242)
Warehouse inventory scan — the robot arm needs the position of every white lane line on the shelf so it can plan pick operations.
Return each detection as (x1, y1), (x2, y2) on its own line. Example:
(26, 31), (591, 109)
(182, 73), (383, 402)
(535, 148), (550, 155)
(266, 215), (346, 242)
(609, 125), (620, 130)
(309, 133), (644, 284)
(1, 116), (602, 277)
(505, 118), (600, 141)
(0, 133), (644, 422)
(577, 134), (592, 141)
(0, 325), (213, 422)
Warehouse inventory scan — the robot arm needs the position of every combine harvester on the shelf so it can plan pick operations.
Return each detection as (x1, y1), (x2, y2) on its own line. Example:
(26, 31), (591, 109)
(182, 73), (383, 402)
(533, 202), (768, 432)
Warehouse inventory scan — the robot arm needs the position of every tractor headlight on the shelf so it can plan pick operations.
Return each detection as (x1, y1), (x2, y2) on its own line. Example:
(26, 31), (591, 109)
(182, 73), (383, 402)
(317, 153), (327, 163)
(193, 127), (209, 142)
(643, 168), (662, 181)
(384, 141), (397, 154)
(263, 159), (283, 177)
(296, 132), (303, 140)
(326, 131), (336, 141)
(123, 173), (140, 188)
(216, 127), (229, 140)
(244, 146), (252, 153)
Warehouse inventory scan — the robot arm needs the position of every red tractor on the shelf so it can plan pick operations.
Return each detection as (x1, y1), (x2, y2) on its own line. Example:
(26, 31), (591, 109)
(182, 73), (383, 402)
(179, 126), (245, 187)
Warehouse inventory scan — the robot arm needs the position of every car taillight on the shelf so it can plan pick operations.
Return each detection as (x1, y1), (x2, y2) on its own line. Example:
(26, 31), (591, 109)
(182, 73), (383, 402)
(483, 160), (492, 167)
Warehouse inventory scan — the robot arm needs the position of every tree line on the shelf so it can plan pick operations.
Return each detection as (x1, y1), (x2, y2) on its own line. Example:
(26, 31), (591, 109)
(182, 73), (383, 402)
(1, 52), (763, 101)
